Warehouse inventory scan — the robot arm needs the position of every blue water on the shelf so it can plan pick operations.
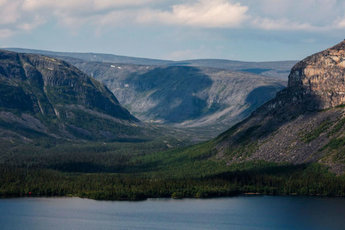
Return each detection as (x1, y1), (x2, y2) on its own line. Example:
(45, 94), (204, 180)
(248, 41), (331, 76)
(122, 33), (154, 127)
(1, 196), (345, 230)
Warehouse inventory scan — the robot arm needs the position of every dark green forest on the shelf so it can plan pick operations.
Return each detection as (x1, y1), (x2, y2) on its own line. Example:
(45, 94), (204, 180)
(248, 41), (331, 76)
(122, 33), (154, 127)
(1, 139), (345, 200)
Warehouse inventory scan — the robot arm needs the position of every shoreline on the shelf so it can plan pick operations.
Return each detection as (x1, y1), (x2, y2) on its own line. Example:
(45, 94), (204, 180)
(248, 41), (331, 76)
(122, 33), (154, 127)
(1, 192), (344, 202)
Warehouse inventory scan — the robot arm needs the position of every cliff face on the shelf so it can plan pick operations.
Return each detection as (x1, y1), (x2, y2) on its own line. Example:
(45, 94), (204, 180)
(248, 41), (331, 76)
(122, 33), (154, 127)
(215, 40), (345, 174)
(0, 50), (143, 142)
(288, 40), (345, 110)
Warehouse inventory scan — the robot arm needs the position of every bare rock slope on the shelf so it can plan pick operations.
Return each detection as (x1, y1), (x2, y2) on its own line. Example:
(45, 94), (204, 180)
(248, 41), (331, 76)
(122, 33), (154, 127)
(215, 40), (345, 173)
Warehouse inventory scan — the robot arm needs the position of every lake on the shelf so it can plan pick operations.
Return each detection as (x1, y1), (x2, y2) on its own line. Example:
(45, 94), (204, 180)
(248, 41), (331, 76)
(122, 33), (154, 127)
(1, 196), (345, 230)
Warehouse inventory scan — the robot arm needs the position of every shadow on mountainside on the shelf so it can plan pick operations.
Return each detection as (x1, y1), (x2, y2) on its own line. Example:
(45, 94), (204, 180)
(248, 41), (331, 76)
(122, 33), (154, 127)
(127, 66), (213, 123)
(238, 84), (286, 120)
(217, 87), (325, 146)
(207, 163), (308, 180)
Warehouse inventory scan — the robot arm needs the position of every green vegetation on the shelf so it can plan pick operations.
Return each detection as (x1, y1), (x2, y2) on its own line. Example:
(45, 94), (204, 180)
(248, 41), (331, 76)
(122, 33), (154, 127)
(1, 139), (345, 201)
(323, 137), (345, 151)
(321, 137), (345, 163)
(2, 44), (345, 202)
(301, 120), (333, 143)
(328, 117), (345, 137)
(317, 115), (345, 163)
(225, 142), (258, 159)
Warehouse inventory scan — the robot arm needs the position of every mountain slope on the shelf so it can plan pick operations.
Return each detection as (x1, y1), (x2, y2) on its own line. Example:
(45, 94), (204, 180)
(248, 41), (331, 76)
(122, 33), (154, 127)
(5, 48), (291, 137)
(0, 49), (145, 142)
(212, 40), (345, 174)
(70, 61), (285, 132)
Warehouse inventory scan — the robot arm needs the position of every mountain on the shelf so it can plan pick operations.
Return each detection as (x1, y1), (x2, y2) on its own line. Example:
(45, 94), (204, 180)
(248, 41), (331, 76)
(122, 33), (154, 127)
(5, 48), (173, 66)
(74, 63), (285, 132)
(5, 48), (289, 137)
(2, 44), (345, 200)
(212, 40), (345, 174)
(174, 59), (297, 79)
(6, 48), (296, 79)
(0, 49), (146, 142)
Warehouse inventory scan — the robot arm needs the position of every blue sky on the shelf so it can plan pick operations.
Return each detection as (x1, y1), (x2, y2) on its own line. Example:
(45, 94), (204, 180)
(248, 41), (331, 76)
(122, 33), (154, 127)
(1, 0), (345, 61)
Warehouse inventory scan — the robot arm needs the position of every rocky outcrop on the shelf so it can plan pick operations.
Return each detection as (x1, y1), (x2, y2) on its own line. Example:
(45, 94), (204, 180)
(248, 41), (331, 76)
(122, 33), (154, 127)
(245, 40), (345, 117)
(215, 40), (345, 173)
(282, 40), (345, 110)
(288, 40), (345, 109)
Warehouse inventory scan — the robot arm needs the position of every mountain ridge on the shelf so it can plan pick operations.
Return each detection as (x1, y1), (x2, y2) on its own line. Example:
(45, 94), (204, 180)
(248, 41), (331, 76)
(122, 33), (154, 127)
(0, 49), (145, 142)
(5, 48), (174, 66)
(5, 48), (296, 79)
(6, 48), (290, 138)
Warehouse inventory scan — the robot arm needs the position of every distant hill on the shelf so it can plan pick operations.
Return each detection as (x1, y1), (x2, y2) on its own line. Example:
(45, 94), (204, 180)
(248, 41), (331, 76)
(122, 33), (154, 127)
(0, 49), (146, 142)
(5, 48), (173, 66)
(176, 59), (297, 79)
(6, 48), (296, 79)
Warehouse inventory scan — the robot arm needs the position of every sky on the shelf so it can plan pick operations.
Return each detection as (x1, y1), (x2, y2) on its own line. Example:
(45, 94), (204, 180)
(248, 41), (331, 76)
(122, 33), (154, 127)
(1, 0), (345, 61)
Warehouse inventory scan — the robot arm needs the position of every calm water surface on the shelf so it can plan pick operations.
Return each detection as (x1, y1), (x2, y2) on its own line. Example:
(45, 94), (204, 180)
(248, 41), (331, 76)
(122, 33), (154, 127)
(1, 196), (345, 230)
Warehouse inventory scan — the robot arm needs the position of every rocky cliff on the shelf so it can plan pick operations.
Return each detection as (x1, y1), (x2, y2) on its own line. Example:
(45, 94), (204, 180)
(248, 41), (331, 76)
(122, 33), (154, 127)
(214, 40), (345, 173)
(288, 40), (345, 109)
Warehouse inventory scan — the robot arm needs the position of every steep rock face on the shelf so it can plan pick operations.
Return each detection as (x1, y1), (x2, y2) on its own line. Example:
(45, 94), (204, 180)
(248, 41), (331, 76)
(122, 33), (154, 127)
(0, 50), (142, 142)
(288, 40), (345, 110)
(215, 40), (345, 173)
(244, 40), (345, 117)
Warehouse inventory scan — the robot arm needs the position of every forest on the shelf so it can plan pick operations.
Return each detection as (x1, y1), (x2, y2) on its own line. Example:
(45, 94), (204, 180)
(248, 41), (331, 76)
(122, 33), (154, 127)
(1, 139), (345, 200)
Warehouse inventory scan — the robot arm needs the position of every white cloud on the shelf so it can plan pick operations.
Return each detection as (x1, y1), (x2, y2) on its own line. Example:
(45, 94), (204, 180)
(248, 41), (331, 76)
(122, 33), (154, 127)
(0, 0), (22, 25)
(0, 0), (345, 39)
(138, 0), (248, 28)
(0, 0), (161, 36)
(1, 0), (249, 33)
(334, 18), (345, 29)
(244, 0), (339, 21)
(0, 29), (15, 38)
(22, 0), (155, 11)
(16, 15), (44, 31)
(251, 18), (317, 31)
(244, 0), (345, 31)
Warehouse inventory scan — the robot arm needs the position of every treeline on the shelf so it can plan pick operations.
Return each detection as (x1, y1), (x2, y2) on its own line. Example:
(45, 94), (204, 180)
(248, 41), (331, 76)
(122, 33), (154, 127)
(1, 140), (345, 201)
(1, 163), (345, 201)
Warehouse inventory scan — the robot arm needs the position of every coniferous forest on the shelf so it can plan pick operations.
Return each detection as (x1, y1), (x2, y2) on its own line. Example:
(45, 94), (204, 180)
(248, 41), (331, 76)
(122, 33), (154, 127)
(1, 140), (345, 201)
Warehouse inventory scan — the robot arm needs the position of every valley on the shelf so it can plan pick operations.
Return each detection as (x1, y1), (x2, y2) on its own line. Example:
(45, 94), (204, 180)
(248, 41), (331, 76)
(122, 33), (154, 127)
(1, 41), (345, 200)
(7, 48), (292, 138)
